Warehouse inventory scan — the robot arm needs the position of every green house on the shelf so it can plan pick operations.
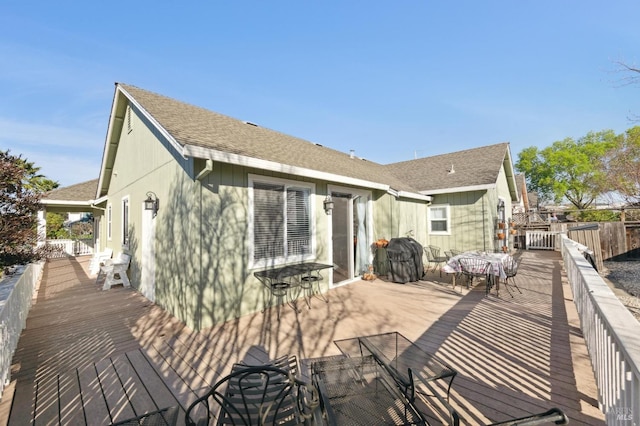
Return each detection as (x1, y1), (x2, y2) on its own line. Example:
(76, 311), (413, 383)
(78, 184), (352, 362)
(43, 84), (518, 330)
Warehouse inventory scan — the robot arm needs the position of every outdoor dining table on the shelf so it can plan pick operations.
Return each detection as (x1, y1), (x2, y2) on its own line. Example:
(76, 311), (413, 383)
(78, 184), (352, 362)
(442, 251), (513, 295)
(253, 262), (333, 318)
(311, 332), (459, 425)
(311, 354), (428, 425)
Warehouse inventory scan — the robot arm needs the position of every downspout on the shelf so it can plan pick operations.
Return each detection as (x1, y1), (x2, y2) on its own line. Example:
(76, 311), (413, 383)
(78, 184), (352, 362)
(482, 194), (486, 251)
(195, 159), (213, 182)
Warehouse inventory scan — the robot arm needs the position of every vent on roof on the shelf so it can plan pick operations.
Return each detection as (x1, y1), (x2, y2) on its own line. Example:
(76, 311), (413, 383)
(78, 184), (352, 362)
(244, 121), (258, 127)
(350, 149), (355, 159)
(448, 164), (455, 174)
(315, 143), (323, 147)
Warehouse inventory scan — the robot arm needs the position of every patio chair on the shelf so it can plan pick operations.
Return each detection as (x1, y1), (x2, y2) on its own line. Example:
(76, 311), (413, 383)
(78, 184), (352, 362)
(502, 256), (522, 297)
(427, 245), (448, 277)
(449, 249), (462, 257)
(233, 354), (300, 377)
(185, 362), (320, 426)
(99, 252), (131, 290)
(89, 248), (113, 276)
(487, 407), (568, 425)
(457, 257), (494, 295)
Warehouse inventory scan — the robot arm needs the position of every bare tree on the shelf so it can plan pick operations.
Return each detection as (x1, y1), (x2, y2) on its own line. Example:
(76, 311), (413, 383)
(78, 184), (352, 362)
(601, 126), (640, 204)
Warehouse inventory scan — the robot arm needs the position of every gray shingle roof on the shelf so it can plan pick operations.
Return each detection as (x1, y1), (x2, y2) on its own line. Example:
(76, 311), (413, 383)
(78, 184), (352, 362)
(118, 84), (420, 194)
(43, 179), (99, 201)
(382, 143), (511, 193)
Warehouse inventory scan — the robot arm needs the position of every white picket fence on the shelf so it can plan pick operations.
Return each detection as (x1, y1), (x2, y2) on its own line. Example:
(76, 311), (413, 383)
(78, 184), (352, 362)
(525, 230), (557, 250)
(45, 238), (94, 258)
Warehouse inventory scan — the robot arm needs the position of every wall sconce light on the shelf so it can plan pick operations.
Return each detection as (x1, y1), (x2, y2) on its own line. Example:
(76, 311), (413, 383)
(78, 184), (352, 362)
(497, 199), (505, 214)
(144, 191), (159, 217)
(323, 195), (334, 215)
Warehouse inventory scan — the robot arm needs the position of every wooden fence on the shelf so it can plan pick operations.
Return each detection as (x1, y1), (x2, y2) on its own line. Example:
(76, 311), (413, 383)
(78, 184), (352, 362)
(525, 226), (605, 271)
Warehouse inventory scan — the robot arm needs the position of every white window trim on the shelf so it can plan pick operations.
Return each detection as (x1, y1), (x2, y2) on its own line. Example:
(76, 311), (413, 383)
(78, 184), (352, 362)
(107, 203), (112, 241)
(248, 174), (316, 269)
(428, 204), (451, 236)
(121, 196), (130, 249)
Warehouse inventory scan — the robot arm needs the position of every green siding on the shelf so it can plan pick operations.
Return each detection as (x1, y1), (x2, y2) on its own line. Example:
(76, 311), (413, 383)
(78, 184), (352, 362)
(103, 102), (521, 330)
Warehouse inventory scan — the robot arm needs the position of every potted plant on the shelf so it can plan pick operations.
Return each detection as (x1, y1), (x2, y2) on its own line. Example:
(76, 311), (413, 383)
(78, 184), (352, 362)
(497, 232), (505, 240)
(498, 222), (506, 229)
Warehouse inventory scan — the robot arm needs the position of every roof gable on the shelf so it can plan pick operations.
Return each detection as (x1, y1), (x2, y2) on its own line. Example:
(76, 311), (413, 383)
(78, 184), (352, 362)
(384, 143), (517, 199)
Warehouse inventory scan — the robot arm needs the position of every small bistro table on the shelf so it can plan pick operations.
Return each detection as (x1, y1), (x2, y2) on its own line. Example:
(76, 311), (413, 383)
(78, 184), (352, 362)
(253, 262), (333, 319)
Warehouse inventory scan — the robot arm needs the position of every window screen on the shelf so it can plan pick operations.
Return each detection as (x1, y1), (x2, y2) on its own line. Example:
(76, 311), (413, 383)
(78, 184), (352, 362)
(122, 198), (129, 246)
(430, 206), (448, 232)
(252, 181), (311, 263)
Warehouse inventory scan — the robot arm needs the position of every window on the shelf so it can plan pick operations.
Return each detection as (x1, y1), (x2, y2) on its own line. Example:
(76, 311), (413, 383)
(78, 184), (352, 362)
(428, 205), (450, 235)
(122, 197), (129, 247)
(250, 177), (314, 266)
(107, 204), (112, 240)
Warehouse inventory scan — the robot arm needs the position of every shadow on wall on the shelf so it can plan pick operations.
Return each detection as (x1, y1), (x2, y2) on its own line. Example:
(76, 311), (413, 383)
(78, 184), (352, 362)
(149, 174), (250, 331)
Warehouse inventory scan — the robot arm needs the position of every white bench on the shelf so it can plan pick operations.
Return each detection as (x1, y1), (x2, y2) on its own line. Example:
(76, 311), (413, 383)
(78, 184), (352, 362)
(99, 253), (131, 290)
(89, 248), (113, 276)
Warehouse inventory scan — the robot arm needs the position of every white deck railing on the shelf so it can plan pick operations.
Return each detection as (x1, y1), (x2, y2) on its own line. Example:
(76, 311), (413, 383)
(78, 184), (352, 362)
(45, 238), (94, 258)
(0, 262), (44, 399)
(561, 235), (640, 424)
(525, 230), (557, 250)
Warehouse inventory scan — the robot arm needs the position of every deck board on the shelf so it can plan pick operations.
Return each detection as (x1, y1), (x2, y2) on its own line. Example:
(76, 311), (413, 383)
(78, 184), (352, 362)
(0, 251), (607, 425)
(58, 370), (85, 425)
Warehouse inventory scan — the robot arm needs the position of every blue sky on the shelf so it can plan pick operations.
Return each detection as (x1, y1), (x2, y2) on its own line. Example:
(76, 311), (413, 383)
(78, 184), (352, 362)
(1, 1), (639, 187)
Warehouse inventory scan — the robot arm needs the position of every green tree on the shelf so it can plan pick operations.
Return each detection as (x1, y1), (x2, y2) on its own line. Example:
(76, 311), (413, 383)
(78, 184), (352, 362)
(515, 130), (615, 210)
(46, 212), (71, 239)
(0, 151), (40, 268)
(0, 150), (54, 268)
(14, 155), (59, 193)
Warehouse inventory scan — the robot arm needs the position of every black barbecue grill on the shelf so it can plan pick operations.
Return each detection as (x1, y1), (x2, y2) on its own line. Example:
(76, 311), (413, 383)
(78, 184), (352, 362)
(386, 238), (425, 283)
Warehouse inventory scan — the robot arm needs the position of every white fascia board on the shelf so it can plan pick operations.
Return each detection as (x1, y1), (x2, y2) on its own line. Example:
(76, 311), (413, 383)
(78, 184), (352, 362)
(421, 183), (495, 196)
(119, 86), (185, 158)
(93, 195), (108, 205)
(396, 191), (432, 202)
(42, 200), (93, 206)
(97, 88), (122, 199)
(183, 144), (390, 191)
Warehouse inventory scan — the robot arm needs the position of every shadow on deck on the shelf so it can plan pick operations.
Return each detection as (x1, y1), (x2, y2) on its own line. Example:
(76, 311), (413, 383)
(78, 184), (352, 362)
(0, 250), (605, 425)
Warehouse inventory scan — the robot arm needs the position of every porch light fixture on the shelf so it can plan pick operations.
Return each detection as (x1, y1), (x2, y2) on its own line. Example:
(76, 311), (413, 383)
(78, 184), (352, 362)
(144, 191), (159, 217)
(497, 199), (505, 214)
(323, 195), (334, 215)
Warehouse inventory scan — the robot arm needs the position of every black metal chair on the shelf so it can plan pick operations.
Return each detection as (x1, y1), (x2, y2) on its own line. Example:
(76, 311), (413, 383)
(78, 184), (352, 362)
(449, 249), (462, 258)
(457, 257), (495, 295)
(487, 407), (568, 425)
(502, 257), (522, 297)
(427, 246), (447, 277)
(185, 360), (319, 426)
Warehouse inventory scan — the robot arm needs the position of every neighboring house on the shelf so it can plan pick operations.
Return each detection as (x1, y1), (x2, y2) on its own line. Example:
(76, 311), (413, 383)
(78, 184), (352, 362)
(40, 179), (102, 239)
(43, 83), (519, 330)
(383, 143), (519, 253)
(513, 173), (530, 214)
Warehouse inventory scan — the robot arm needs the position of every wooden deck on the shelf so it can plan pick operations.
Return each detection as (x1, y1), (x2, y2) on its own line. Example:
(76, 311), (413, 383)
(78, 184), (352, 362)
(0, 250), (606, 425)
